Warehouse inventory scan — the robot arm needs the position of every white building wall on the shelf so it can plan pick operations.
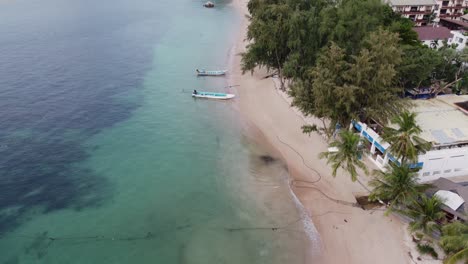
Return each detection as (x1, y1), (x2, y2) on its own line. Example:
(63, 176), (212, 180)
(418, 147), (468, 181)
(421, 39), (446, 48)
(448, 30), (468, 50)
(353, 121), (468, 183)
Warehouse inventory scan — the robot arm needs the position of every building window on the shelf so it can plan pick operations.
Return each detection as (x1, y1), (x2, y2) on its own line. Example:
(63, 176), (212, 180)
(410, 6), (418, 11)
(455, 168), (462, 172)
(409, 15), (416, 20)
(444, 169), (452, 173)
(441, 9), (447, 14)
(433, 171), (441, 175)
(423, 172), (431, 177)
(442, 1), (449, 6)
(458, 38), (464, 43)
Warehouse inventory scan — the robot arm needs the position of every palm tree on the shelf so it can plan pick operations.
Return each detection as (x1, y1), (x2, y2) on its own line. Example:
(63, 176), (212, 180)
(382, 111), (432, 164)
(369, 163), (431, 213)
(440, 221), (468, 264)
(403, 194), (445, 236)
(319, 130), (368, 182)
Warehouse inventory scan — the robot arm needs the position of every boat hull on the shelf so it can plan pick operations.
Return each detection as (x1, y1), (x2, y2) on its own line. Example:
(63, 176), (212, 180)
(192, 92), (235, 100)
(196, 70), (227, 76)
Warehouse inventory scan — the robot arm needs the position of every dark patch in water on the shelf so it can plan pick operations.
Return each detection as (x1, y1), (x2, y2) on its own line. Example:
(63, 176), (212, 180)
(23, 232), (53, 260)
(259, 155), (276, 164)
(0, 0), (162, 234)
(2, 255), (18, 264)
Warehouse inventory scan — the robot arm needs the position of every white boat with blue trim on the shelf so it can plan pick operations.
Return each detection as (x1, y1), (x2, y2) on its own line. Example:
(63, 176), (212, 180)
(196, 69), (227, 76)
(192, 90), (235, 100)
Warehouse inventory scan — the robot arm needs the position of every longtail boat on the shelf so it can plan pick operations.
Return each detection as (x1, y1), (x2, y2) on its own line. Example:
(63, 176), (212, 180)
(192, 90), (235, 100)
(196, 69), (227, 76)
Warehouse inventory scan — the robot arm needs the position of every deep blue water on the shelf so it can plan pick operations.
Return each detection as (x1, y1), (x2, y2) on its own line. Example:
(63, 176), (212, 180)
(0, 0), (162, 232)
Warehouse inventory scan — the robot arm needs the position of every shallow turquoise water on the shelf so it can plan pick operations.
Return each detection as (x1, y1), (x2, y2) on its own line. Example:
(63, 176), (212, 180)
(0, 0), (312, 263)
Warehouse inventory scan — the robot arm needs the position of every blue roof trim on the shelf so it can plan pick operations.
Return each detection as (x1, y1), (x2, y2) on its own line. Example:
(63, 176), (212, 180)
(374, 141), (386, 152)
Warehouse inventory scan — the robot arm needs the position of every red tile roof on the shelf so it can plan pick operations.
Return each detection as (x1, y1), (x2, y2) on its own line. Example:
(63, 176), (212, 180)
(413, 26), (453, 40)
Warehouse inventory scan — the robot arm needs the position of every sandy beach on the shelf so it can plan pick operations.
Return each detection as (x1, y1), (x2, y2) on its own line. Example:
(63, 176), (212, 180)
(227, 0), (442, 263)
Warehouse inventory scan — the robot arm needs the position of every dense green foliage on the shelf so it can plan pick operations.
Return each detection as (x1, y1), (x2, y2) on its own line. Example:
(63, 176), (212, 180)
(369, 163), (430, 213)
(291, 29), (404, 131)
(416, 243), (439, 259)
(319, 130), (368, 182)
(403, 194), (445, 236)
(243, 0), (468, 130)
(440, 221), (468, 264)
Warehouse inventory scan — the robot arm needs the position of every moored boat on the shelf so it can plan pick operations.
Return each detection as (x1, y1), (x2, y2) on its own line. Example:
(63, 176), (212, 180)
(203, 1), (214, 7)
(192, 90), (235, 100)
(196, 69), (227, 76)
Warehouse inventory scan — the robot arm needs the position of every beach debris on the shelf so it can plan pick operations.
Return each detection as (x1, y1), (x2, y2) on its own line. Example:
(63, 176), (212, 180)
(344, 219), (348, 223)
(355, 195), (383, 210)
(203, 1), (214, 8)
(259, 155), (276, 164)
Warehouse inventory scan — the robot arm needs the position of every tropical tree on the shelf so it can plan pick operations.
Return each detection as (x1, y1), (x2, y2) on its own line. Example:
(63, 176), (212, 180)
(291, 30), (405, 135)
(321, 0), (388, 55)
(397, 45), (443, 89)
(430, 47), (468, 96)
(369, 163), (431, 212)
(440, 221), (468, 264)
(319, 130), (368, 181)
(290, 42), (350, 136)
(382, 111), (432, 164)
(403, 194), (445, 236)
(241, 2), (293, 89)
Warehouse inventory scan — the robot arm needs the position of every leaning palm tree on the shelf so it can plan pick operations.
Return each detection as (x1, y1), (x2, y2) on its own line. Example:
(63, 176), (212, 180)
(440, 221), (468, 264)
(319, 130), (368, 182)
(382, 111), (432, 164)
(369, 163), (431, 213)
(403, 194), (445, 236)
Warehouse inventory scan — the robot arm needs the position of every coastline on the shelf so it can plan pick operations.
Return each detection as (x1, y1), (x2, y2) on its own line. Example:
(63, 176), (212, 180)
(227, 0), (426, 263)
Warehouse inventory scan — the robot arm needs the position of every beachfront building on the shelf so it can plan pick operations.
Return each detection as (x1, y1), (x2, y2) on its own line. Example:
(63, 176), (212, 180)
(413, 26), (453, 48)
(388, 0), (437, 26)
(447, 29), (468, 49)
(352, 95), (468, 183)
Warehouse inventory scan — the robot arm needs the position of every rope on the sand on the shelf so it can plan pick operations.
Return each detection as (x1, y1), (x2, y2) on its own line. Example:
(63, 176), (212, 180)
(275, 135), (365, 209)
(292, 181), (360, 208)
(276, 136), (322, 184)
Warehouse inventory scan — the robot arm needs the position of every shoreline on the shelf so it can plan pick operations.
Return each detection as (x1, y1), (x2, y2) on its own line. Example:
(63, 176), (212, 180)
(226, 0), (430, 263)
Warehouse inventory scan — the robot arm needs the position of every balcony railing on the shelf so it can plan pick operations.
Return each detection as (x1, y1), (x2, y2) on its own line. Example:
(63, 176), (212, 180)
(401, 10), (432, 14)
(439, 13), (464, 18)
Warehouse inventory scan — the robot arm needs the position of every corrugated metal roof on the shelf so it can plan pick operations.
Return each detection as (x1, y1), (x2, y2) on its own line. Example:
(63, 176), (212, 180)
(413, 95), (468, 145)
(413, 26), (453, 41)
(427, 177), (468, 220)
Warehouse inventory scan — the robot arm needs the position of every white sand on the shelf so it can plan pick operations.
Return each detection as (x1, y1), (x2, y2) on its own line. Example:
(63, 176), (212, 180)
(227, 0), (442, 262)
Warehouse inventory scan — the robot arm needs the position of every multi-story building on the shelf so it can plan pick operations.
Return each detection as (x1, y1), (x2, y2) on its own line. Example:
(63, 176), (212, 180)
(389, 0), (438, 26)
(389, 0), (468, 26)
(352, 95), (468, 183)
(435, 0), (468, 20)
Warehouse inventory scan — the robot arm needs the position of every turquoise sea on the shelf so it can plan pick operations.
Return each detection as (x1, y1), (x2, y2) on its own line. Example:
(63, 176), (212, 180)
(0, 0), (314, 263)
